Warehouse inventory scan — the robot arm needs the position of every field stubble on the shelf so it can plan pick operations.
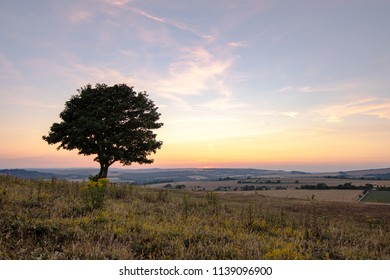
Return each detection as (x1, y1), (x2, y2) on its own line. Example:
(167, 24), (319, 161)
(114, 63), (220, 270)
(0, 175), (389, 260)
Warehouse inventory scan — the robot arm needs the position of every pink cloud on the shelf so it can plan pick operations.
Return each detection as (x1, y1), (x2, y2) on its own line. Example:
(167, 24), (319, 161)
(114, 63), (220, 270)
(156, 47), (232, 96)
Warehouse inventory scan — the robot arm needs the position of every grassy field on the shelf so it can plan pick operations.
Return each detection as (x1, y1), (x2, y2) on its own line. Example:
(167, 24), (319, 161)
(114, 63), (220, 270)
(235, 189), (363, 202)
(362, 191), (390, 203)
(1, 175), (389, 260)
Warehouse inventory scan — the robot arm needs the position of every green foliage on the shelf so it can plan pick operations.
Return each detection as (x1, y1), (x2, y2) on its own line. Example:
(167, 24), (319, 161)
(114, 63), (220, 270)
(42, 83), (163, 178)
(362, 191), (390, 203)
(81, 178), (109, 210)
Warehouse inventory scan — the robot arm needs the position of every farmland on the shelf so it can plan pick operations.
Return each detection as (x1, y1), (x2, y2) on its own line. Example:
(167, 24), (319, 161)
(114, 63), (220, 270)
(362, 191), (390, 203)
(151, 175), (390, 203)
(0, 175), (389, 260)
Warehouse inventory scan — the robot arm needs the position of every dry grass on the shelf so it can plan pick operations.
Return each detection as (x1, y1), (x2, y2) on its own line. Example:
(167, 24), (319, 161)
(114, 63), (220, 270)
(251, 189), (363, 202)
(1, 175), (389, 260)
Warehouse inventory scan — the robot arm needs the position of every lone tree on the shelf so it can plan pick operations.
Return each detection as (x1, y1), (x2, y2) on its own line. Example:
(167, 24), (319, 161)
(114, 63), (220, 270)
(43, 83), (163, 178)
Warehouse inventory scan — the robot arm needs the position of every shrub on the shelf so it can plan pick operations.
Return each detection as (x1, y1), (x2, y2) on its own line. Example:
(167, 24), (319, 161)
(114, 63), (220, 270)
(81, 178), (109, 210)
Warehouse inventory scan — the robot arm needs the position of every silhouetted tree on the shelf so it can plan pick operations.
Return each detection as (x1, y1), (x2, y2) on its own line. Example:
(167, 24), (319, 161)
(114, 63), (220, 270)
(43, 83), (163, 178)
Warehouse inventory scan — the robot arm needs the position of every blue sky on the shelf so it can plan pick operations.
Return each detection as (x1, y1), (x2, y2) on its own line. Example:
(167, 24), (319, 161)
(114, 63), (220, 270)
(1, 0), (389, 171)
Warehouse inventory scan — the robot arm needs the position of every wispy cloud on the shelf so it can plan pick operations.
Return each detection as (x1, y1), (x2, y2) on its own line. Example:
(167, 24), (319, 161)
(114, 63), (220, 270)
(124, 6), (214, 41)
(155, 46), (232, 96)
(281, 111), (300, 118)
(151, 46), (250, 112)
(316, 97), (390, 122)
(276, 86), (316, 93)
(103, 0), (132, 6)
(275, 81), (359, 94)
(156, 92), (193, 111)
(227, 41), (250, 48)
(255, 110), (300, 118)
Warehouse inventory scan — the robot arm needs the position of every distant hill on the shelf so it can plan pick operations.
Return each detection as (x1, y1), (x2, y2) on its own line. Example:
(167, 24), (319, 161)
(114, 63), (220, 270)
(2, 167), (389, 183)
(0, 169), (92, 180)
(343, 168), (390, 178)
(0, 169), (55, 179)
(0, 168), (291, 183)
(117, 168), (290, 184)
(319, 168), (390, 179)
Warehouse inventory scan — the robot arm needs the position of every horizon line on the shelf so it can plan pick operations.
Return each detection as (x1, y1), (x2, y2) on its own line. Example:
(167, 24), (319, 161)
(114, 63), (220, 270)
(2, 166), (389, 174)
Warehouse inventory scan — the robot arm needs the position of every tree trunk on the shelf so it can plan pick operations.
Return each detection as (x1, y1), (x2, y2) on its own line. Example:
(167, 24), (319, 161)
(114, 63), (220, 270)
(98, 162), (110, 178)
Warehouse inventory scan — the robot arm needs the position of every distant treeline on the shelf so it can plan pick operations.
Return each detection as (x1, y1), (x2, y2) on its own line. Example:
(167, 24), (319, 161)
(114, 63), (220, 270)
(300, 182), (390, 191)
(215, 185), (273, 191)
(324, 173), (390, 180)
(238, 179), (281, 184)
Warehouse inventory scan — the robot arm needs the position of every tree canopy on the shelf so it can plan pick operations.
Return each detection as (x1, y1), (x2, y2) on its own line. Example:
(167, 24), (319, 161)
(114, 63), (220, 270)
(43, 83), (163, 178)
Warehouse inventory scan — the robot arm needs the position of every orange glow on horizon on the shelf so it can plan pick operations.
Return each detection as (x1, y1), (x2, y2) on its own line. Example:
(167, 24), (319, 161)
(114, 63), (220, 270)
(1, 124), (389, 172)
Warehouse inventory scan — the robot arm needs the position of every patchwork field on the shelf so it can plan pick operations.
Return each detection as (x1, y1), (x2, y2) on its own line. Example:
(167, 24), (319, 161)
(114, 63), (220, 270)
(362, 191), (390, 203)
(150, 176), (390, 203)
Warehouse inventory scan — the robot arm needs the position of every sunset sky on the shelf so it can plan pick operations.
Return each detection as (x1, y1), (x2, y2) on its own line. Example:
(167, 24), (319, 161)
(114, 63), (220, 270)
(1, 0), (389, 172)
